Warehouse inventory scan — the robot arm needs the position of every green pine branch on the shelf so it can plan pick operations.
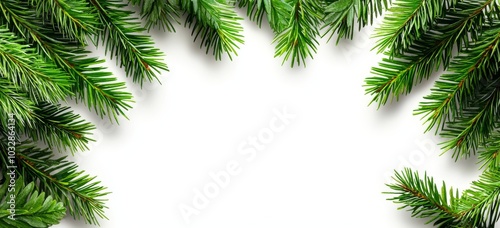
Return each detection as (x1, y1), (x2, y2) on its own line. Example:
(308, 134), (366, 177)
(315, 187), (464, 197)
(27, 102), (95, 153)
(89, 0), (168, 85)
(180, 0), (244, 60)
(323, 0), (390, 42)
(373, 0), (455, 54)
(0, 177), (66, 228)
(0, 25), (72, 103)
(478, 132), (500, 169)
(385, 169), (461, 227)
(0, 139), (109, 225)
(0, 77), (37, 129)
(135, 0), (180, 32)
(274, 0), (323, 67)
(238, 0), (292, 32)
(457, 168), (500, 227)
(418, 25), (500, 158)
(0, 0), (134, 122)
(31, 0), (99, 43)
(386, 168), (500, 227)
(365, 0), (498, 107)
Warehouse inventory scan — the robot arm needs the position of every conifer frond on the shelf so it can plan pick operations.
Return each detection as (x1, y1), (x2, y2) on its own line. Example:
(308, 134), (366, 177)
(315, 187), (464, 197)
(323, 0), (390, 42)
(180, 0), (244, 60)
(137, 0), (179, 32)
(28, 102), (95, 152)
(0, 0), (134, 121)
(31, 0), (99, 43)
(458, 167), (500, 227)
(385, 168), (461, 227)
(61, 49), (134, 122)
(273, 0), (323, 67)
(0, 177), (66, 228)
(0, 140), (109, 225)
(478, 133), (500, 169)
(0, 25), (72, 103)
(238, 0), (292, 32)
(440, 74), (500, 159)
(387, 168), (500, 227)
(365, 0), (497, 107)
(373, 0), (455, 54)
(89, 0), (168, 85)
(0, 100), (94, 153)
(417, 25), (500, 157)
(0, 77), (37, 129)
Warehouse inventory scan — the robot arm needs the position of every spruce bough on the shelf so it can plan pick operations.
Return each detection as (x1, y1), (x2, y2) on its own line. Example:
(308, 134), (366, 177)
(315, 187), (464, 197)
(365, 0), (500, 227)
(1, 0), (498, 227)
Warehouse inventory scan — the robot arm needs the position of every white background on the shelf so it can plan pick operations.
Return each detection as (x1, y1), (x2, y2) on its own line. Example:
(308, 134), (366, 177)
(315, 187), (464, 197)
(56, 14), (482, 228)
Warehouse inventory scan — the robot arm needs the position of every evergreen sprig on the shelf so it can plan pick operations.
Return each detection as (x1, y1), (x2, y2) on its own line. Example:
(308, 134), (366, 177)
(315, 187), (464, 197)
(273, 0), (323, 66)
(386, 169), (461, 227)
(180, 0), (245, 60)
(90, 0), (168, 85)
(366, 0), (500, 227)
(323, 0), (390, 42)
(372, 0), (456, 54)
(32, 0), (99, 43)
(0, 139), (108, 225)
(387, 168), (500, 228)
(0, 26), (71, 104)
(137, 0), (179, 32)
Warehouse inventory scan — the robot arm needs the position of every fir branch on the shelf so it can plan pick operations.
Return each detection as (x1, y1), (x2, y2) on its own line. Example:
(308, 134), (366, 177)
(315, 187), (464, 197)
(30, 0), (99, 43)
(27, 102), (96, 153)
(0, 77), (37, 129)
(440, 75), (500, 159)
(385, 168), (461, 227)
(136, 0), (179, 32)
(0, 177), (66, 228)
(0, 0), (134, 121)
(0, 140), (109, 225)
(0, 25), (72, 103)
(180, 0), (244, 60)
(273, 0), (323, 67)
(373, 0), (455, 54)
(365, 0), (497, 107)
(0, 100), (94, 153)
(387, 168), (500, 227)
(478, 133), (500, 169)
(238, 0), (292, 32)
(323, 0), (390, 42)
(458, 168), (500, 227)
(89, 0), (168, 85)
(419, 25), (500, 157)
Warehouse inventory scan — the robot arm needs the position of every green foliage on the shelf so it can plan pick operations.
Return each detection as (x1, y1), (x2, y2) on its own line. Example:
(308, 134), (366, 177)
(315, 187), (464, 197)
(0, 139), (108, 225)
(138, 0), (180, 32)
(0, 177), (66, 228)
(366, 0), (499, 107)
(373, 0), (456, 54)
(274, 0), (323, 66)
(31, 0), (99, 43)
(367, 0), (500, 227)
(90, 0), (168, 85)
(238, 0), (292, 32)
(180, 0), (245, 60)
(0, 26), (71, 104)
(387, 168), (500, 228)
(386, 169), (461, 227)
(323, 0), (390, 42)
